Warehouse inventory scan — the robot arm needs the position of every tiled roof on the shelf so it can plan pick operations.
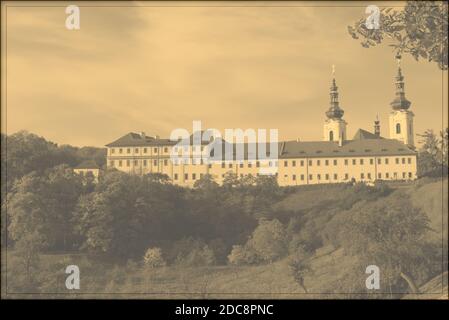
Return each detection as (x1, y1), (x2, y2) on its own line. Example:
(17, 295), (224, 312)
(352, 128), (381, 140)
(106, 129), (416, 159)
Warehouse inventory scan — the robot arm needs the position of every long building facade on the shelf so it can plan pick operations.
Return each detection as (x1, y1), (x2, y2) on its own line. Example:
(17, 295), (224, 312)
(105, 63), (417, 188)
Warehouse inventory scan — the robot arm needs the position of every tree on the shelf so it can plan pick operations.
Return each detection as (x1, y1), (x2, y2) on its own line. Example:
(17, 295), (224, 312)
(288, 254), (312, 293)
(247, 219), (287, 263)
(348, 1), (448, 70)
(7, 165), (83, 251)
(417, 129), (449, 177)
(143, 247), (166, 268)
(335, 193), (439, 294)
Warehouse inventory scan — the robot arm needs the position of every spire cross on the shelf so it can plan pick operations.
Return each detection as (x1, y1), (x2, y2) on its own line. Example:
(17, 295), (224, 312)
(332, 64), (336, 77)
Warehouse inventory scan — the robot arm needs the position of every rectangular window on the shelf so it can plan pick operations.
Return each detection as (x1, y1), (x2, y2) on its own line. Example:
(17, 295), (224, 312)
(325, 160), (329, 166)
(134, 160), (138, 166)
(300, 160), (304, 167)
(164, 147), (168, 153)
(308, 160), (312, 166)
(352, 159), (356, 165)
(229, 163), (233, 168)
(292, 174), (296, 181)
(284, 160), (288, 167)
(222, 162), (226, 168)
(154, 148), (158, 153)
(135, 148), (139, 153)
(110, 160), (115, 167)
(300, 174), (304, 181)
(143, 148), (147, 154)
(317, 174), (321, 180)
(360, 159), (364, 165)
(111, 149), (115, 154)
(377, 158), (381, 164)
(378, 173), (381, 179)
(333, 159), (337, 165)
(127, 148), (131, 154)
(368, 173), (371, 179)
(192, 173), (196, 180)
(164, 159), (168, 166)
(395, 158), (399, 164)
(345, 173), (349, 180)
(344, 159), (348, 165)
(370, 159), (374, 165)
(119, 160), (122, 167)
(325, 174), (329, 180)
(154, 160), (158, 166)
(143, 160), (147, 166)
(174, 173), (178, 180)
(385, 158), (389, 165)
(361, 173), (364, 179)
(256, 161), (260, 168)
(292, 160), (296, 167)
(386, 172), (390, 178)
(402, 172), (406, 178)
(309, 174), (313, 180)
(402, 158), (406, 164)
(334, 174), (338, 180)
(119, 148), (123, 154)
(126, 160), (130, 167)
(408, 172), (412, 178)
(184, 173), (188, 180)
(240, 163), (244, 168)
(408, 158), (412, 164)
(317, 160), (321, 166)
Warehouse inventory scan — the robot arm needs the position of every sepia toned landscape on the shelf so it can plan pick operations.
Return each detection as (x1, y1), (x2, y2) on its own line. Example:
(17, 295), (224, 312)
(1, 1), (448, 299)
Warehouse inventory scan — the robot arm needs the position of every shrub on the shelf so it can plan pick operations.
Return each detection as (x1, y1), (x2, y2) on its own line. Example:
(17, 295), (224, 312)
(143, 247), (166, 268)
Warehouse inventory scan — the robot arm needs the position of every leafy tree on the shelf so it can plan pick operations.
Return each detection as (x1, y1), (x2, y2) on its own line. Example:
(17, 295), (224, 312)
(288, 253), (312, 293)
(247, 219), (287, 263)
(417, 129), (449, 177)
(348, 1), (448, 70)
(7, 165), (83, 251)
(334, 193), (439, 293)
(143, 247), (166, 268)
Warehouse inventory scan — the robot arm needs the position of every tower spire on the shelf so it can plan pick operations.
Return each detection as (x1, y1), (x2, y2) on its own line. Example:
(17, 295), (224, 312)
(390, 53), (411, 110)
(326, 65), (344, 119)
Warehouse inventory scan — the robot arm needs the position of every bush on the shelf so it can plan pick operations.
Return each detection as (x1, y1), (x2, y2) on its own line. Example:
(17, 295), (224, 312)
(143, 247), (166, 268)
(227, 244), (260, 265)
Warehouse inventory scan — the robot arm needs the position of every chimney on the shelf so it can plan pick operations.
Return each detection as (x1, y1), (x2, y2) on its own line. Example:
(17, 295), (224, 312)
(338, 134), (343, 147)
(374, 115), (380, 137)
(140, 131), (146, 138)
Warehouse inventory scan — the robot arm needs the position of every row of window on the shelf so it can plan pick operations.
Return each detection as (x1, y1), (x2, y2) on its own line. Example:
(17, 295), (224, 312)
(284, 172), (414, 181)
(284, 157), (413, 167)
(173, 171), (414, 182)
(111, 147), (170, 155)
(110, 157), (414, 168)
(110, 146), (208, 155)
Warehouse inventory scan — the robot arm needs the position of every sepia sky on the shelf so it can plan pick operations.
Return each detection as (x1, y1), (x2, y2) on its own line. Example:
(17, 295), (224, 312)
(1, 1), (448, 147)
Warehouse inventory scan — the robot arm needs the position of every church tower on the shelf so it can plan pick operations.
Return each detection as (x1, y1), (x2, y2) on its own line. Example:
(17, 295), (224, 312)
(389, 54), (414, 147)
(324, 66), (347, 143)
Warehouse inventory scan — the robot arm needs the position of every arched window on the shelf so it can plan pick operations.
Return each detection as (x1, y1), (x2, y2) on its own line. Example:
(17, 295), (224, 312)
(396, 123), (401, 134)
(329, 131), (334, 141)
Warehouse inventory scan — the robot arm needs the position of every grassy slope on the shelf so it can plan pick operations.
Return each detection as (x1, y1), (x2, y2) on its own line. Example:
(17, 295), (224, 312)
(6, 179), (447, 298)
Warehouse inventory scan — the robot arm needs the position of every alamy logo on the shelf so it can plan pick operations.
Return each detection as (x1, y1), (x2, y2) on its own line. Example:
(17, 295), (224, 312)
(65, 265), (80, 290)
(65, 5), (80, 30)
(365, 265), (380, 290)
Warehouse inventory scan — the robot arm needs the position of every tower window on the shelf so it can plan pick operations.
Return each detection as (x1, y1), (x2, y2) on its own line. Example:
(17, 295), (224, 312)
(329, 131), (334, 141)
(396, 123), (401, 134)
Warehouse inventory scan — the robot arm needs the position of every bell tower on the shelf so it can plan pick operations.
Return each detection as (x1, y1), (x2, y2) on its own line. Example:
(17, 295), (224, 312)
(389, 54), (414, 148)
(324, 65), (347, 144)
